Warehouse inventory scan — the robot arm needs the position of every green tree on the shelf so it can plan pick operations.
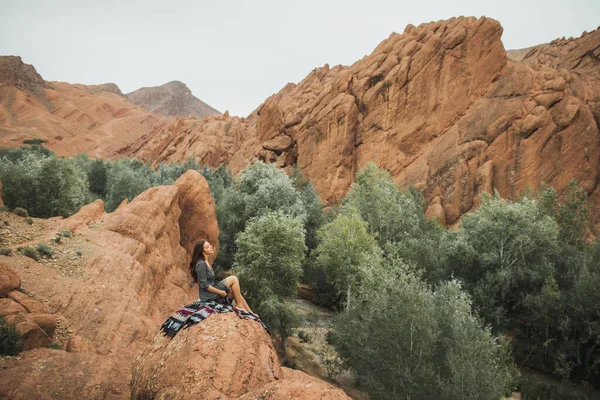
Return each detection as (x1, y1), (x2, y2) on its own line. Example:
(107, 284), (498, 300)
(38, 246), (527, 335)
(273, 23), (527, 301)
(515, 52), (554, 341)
(450, 194), (558, 328)
(331, 259), (515, 400)
(217, 161), (306, 268)
(344, 163), (426, 246)
(104, 158), (156, 211)
(34, 157), (88, 217)
(314, 210), (382, 309)
(233, 211), (306, 340)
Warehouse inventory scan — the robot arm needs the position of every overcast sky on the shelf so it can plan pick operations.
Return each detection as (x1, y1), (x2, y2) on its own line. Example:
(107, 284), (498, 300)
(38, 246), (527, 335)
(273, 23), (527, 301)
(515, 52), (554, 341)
(1, 0), (598, 116)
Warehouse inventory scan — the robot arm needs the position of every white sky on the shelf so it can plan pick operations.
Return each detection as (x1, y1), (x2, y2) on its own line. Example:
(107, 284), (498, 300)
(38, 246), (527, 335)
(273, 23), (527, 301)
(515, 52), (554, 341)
(1, 0), (598, 116)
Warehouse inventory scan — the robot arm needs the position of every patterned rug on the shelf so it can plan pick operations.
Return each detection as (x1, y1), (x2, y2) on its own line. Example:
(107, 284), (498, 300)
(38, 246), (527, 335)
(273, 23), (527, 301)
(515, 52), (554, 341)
(160, 300), (268, 338)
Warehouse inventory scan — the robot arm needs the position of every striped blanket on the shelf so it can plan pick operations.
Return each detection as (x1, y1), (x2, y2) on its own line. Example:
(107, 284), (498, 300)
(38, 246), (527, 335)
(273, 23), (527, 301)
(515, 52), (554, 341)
(160, 300), (268, 338)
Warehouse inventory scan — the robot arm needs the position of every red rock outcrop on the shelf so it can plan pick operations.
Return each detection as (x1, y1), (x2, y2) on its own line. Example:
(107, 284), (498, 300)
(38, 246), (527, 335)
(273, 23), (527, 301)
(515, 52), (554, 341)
(127, 80), (221, 120)
(0, 180), (4, 206)
(132, 312), (350, 400)
(0, 262), (57, 351)
(53, 170), (218, 357)
(0, 170), (220, 398)
(118, 18), (600, 233)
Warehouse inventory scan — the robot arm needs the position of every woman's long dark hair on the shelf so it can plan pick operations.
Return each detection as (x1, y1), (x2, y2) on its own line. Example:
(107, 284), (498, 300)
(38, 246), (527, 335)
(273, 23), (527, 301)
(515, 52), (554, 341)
(189, 240), (207, 283)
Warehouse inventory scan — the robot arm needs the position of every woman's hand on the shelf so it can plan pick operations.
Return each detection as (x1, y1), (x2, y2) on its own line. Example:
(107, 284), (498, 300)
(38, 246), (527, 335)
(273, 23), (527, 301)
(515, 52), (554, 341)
(220, 290), (228, 297)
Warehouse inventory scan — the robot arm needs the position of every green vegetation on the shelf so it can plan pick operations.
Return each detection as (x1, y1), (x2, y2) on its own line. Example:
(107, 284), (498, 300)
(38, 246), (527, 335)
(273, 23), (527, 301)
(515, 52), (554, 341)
(23, 246), (38, 261)
(59, 229), (73, 238)
(49, 341), (62, 350)
(36, 242), (53, 258)
(234, 211), (306, 341)
(0, 146), (234, 217)
(520, 376), (590, 400)
(13, 207), (28, 217)
(0, 317), (22, 356)
(0, 247), (12, 256)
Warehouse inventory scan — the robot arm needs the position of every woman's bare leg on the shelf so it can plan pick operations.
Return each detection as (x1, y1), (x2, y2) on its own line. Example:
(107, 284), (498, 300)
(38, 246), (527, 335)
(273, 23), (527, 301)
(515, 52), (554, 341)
(224, 276), (253, 314)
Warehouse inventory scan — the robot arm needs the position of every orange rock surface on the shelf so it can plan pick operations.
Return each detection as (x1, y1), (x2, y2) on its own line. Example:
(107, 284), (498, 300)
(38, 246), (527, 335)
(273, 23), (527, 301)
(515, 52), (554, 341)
(118, 18), (600, 233)
(132, 312), (350, 400)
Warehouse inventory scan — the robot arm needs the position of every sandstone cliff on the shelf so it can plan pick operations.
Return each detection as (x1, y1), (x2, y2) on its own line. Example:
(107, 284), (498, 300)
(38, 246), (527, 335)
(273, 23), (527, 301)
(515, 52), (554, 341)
(127, 80), (221, 119)
(117, 18), (600, 233)
(0, 55), (170, 157)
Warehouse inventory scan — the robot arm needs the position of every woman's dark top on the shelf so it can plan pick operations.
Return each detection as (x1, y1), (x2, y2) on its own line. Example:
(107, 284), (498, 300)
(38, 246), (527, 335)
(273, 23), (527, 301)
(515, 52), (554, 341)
(195, 260), (228, 301)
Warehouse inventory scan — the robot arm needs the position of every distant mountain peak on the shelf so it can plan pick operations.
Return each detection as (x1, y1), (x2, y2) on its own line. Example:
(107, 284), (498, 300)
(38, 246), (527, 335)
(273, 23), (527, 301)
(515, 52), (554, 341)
(0, 55), (46, 92)
(126, 81), (219, 119)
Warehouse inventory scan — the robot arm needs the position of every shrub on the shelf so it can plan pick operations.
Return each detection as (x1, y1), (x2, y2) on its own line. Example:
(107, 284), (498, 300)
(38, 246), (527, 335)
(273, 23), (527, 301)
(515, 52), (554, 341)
(0, 247), (12, 256)
(75, 250), (82, 256)
(59, 229), (73, 238)
(49, 341), (61, 350)
(297, 330), (312, 343)
(36, 243), (53, 258)
(53, 236), (62, 244)
(0, 317), (23, 356)
(13, 207), (28, 217)
(23, 246), (38, 261)
(0, 206), (8, 212)
(26, 217), (33, 225)
(520, 376), (589, 400)
(23, 139), (46, 145)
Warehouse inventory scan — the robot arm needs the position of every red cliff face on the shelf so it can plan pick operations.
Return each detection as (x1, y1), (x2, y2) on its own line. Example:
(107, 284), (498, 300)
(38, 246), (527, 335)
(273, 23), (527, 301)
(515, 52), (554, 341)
(117, 18), (600, 232)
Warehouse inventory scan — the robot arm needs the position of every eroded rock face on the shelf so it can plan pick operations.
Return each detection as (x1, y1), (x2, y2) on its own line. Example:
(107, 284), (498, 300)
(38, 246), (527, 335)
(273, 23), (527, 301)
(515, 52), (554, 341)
(118, 18), (600, 233)
(131, 312), (350, 400)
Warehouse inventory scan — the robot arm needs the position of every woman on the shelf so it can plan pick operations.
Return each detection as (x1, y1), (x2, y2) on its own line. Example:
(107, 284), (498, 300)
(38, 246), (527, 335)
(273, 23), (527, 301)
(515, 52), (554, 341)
(189, 240), (254, 314)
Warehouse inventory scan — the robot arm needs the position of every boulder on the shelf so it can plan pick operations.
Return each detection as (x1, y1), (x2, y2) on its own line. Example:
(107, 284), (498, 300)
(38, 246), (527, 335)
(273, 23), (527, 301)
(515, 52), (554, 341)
(28, 313), (57, 338)
(238, 368), (351, 400)
(0, 262), (21, 297)
(0, 298), (27, 316)
(131, 313), (281, 399)
(16, 319), (51, 350)
(47, 170), (219, 359)
(7, 290), (46, 313)
(60, 198), (105, 231)
(131, 312), (350, 400)
(0, 348), (129, 399)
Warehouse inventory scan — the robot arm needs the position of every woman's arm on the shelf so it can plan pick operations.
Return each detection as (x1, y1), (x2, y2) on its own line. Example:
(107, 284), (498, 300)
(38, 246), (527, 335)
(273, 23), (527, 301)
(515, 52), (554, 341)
(196, 262), (227, 297)
(207, 285), (227, 297)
